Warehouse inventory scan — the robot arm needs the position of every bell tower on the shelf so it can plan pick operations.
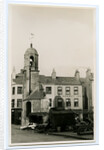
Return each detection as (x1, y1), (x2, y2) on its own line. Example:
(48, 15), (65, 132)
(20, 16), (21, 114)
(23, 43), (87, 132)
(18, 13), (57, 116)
(23, 43), (39, 99)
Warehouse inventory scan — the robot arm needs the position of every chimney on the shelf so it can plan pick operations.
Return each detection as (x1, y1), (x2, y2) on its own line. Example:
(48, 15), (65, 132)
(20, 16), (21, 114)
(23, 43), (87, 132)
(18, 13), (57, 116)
(12, 66), (16, 80)
(51, 68), (56, 79)
(86, 68), (91, 78)
(75, 70), (80, 81)
(86, 68), (94, 81)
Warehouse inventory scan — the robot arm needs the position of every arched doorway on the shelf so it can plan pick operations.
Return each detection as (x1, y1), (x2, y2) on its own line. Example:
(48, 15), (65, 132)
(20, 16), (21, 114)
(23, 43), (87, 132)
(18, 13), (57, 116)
(54, 96), (64, 109)
(26, 101), (31, 117)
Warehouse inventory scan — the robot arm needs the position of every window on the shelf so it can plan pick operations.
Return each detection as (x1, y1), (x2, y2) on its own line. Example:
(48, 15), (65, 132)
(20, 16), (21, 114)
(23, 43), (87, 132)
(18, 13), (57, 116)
(12, 87), (15, 95)
(17, 99), (22, 108)
(66, 98), (71, 107)
(74, 87), (78, 95)
(46, 87), (52, 94)
(74, 98), (79, 107)
(12, 99), (15, 108)
(49, 99), (52, 107)
(57, 87), (62, 95)
(57, 98), (63, 107)
(17, 87), (22, 94)
(66, 87), (70, 95)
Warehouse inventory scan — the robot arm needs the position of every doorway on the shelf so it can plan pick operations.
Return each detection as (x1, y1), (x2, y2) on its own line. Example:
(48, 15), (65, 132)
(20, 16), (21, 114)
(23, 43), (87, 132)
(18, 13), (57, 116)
(26, 101), (31, 117)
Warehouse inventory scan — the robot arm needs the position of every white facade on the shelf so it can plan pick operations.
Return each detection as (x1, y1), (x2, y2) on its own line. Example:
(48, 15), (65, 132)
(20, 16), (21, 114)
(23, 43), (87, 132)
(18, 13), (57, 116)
(43, 84), (83, 110)
(11, 84), (23, 109)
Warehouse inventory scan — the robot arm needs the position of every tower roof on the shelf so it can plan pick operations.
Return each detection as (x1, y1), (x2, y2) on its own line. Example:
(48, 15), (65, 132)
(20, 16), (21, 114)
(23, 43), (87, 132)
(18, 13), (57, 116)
(25, 43), (38, 55)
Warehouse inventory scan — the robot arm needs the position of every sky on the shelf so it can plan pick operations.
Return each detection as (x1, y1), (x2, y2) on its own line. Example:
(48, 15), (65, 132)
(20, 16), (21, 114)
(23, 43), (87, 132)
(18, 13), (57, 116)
(8, 4), (96, 77)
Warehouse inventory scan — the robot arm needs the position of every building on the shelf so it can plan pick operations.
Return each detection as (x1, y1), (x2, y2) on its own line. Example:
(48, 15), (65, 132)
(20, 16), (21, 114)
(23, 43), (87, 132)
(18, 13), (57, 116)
(20, 43), (94, 126)
(11, 68), (23, 124)
(11, 43), (94, 125)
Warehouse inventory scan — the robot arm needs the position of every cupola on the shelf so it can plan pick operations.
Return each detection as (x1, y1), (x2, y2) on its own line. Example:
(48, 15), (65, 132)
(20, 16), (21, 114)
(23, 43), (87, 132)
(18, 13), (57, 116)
(24, 43), (39, 71)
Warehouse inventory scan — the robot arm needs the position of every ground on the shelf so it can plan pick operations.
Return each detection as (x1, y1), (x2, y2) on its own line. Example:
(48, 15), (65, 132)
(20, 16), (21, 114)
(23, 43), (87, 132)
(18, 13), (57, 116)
(11, 125), (79, 144)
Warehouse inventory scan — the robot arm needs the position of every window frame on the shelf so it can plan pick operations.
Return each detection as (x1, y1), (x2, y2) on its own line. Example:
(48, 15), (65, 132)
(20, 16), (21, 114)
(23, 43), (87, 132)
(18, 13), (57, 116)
(66, 98), (71, 107)
(74, 98), (79, 107)
(12, 87), (15, 95)
(65, 87), (70, 95)
(12, 99), (15, 108)
(74, 87), (78, 95)
(57, 86), (62, 95)
(17, 99), (22, 108)
(46, 87), (52, 94)
(17, 86), (22, 94)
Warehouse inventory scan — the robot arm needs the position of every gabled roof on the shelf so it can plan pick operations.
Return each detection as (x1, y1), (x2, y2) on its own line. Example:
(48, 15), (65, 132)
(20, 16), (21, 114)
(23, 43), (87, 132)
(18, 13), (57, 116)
(24, 90), (45, 101)
(39, 75), (81, 85)
(13, 71), (86, 86)
(12, 71), (24, 85)
(13, 76), (23, 85)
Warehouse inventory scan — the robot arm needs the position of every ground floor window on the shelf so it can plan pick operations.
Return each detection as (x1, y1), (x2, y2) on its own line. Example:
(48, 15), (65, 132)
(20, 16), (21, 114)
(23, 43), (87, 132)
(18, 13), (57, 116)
(74, 98), (79, 107)
(66, 98), (71, 107)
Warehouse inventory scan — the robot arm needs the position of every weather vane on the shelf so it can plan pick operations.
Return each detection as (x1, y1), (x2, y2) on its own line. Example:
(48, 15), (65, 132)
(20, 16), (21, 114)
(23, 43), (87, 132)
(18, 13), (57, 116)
(29, 33), (34, 48)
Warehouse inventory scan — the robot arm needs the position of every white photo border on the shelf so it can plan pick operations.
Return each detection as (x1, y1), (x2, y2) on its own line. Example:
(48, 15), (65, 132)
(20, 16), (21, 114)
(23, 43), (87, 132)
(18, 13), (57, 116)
(3, 0), (99, 149)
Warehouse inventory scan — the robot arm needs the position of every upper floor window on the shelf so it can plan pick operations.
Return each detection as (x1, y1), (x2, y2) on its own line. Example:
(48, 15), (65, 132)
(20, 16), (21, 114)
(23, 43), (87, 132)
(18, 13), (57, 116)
(66, 87), (70, 95)
(17, 87), (22, 94)
(46, 87), (52, 94)
(17, 99), (22, 108)
(12, 99), (15, 108)
(66, 98), (71, 107)
(12, 87), (15, 95)
(74, 87), (78, 95)
(74, 98), (79, 107)
(57, 87), (62, 95)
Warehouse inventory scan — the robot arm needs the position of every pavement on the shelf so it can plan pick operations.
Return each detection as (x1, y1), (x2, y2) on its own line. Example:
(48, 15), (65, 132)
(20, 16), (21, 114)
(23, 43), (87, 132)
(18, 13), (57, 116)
(11, 125), (78, 143)
(11, 125), (93, 144)
(49, 131), (93, 140)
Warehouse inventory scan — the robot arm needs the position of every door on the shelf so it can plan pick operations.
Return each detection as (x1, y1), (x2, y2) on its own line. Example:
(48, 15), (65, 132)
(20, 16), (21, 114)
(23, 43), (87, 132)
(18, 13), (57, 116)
(26, 101), (31, 117)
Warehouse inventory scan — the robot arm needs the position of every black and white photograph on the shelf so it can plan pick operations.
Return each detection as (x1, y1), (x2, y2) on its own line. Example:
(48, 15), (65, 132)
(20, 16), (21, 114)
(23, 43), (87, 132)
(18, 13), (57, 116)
(8, 3), (96, 147)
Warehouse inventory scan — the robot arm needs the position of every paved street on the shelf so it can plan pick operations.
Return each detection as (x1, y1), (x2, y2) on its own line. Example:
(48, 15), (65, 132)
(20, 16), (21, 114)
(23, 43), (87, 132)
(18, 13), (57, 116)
(11, 125), (79, 144)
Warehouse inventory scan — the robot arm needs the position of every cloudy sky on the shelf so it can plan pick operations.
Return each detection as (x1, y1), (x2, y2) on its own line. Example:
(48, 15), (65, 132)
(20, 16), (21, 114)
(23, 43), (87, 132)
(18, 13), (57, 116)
(8, 4), (96, 77)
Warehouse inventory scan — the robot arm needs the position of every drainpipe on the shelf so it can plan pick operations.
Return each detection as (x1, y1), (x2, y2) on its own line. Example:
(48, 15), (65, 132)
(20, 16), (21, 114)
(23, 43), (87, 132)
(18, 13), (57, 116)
(29, 66), (31, 95)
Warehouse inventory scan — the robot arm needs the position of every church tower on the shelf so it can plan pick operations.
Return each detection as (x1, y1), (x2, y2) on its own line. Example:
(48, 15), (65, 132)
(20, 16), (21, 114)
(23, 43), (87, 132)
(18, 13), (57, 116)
(23, 43), (39, 99)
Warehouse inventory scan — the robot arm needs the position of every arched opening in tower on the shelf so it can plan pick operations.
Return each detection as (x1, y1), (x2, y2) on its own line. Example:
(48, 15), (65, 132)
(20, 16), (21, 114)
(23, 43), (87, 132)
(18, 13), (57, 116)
(30, 56), (34, 67)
